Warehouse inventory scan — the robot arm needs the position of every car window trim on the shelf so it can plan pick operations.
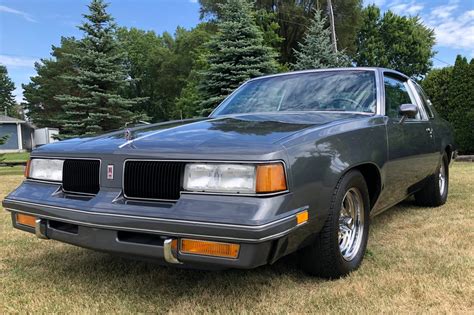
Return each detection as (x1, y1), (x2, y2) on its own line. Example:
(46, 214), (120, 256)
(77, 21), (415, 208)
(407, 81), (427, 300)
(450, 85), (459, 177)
(405, 80), (428, 121)
(411, 81), (435, 119)
(382, 72), (427, 122)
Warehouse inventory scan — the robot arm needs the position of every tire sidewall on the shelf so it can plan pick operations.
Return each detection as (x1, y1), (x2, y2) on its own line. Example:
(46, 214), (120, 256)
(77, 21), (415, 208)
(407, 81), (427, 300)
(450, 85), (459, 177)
(331, 171), (370, 274)
(439, 153), (449, 202)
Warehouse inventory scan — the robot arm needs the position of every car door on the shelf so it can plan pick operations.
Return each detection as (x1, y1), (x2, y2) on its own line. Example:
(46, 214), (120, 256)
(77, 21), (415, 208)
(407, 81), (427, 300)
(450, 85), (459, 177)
(377, 74), (437, 210)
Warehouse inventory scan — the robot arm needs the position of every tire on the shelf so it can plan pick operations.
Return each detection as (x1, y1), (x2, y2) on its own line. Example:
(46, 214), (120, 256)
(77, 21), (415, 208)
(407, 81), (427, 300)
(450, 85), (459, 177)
(414, 152), (449, 207)
(299, 170), (370, 278)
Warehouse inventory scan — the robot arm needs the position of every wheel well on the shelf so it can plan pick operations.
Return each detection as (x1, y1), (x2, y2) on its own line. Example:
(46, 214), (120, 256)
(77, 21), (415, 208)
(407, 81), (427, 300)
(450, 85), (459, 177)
(445, 145), (452, 163)
(352, 163), (381, 210)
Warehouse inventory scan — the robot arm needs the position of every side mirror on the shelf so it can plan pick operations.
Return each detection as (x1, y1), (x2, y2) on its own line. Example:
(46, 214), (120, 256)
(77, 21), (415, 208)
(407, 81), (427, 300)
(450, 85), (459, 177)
(398, 103), (418, 124)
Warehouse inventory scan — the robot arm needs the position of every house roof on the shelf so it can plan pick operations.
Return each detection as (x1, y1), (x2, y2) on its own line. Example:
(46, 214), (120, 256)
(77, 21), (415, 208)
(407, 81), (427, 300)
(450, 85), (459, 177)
(0, 115), (25, 123)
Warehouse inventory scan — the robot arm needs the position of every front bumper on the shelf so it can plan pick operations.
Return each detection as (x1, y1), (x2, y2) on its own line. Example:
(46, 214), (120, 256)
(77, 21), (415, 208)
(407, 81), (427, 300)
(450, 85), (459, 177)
(3, 186), (310, 269)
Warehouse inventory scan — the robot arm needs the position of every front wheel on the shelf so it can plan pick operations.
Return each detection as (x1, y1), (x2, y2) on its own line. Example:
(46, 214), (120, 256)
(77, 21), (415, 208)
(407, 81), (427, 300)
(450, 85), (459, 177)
(299, 170), (370, 278)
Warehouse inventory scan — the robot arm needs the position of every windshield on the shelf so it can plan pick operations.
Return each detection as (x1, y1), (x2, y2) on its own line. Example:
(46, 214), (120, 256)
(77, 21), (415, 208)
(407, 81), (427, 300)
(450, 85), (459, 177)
(212, 70), (377, 116)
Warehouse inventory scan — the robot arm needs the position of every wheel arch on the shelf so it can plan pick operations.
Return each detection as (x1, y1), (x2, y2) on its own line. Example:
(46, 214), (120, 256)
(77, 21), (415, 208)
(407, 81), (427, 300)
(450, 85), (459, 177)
(444, 144), (453, 164)
(343, 162), (382, 210)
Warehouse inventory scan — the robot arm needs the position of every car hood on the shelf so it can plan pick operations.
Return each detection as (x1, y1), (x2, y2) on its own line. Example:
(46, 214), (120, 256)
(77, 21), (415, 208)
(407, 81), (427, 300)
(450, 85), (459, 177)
(34, 112), (368, 155)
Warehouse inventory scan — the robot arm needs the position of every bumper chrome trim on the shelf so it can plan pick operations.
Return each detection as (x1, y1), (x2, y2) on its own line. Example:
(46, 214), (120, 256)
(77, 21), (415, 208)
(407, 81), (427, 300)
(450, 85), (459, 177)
(35, 219), (48, 239)
(5, 207), (305, 243)
(163, 239), (182, 264)
(4, 198), (293, 230)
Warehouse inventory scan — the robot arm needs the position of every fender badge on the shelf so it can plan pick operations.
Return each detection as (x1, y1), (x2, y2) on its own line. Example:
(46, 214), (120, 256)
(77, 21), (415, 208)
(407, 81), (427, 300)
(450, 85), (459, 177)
(107, 165), (114, 180)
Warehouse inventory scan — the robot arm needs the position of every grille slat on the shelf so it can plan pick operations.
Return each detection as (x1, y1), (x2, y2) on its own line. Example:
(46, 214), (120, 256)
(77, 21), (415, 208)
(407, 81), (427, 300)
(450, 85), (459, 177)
(62, 159), (100, 195)
(123, 161), (185, 201)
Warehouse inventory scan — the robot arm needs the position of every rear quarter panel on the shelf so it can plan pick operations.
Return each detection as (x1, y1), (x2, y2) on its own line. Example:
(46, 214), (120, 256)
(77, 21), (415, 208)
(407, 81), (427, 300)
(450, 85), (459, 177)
(432, 116), (456, 158)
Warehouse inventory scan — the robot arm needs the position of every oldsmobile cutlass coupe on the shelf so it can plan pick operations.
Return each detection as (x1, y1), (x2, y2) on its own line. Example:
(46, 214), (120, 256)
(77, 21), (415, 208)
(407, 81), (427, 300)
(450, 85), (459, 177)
(3, 68), (455, 278)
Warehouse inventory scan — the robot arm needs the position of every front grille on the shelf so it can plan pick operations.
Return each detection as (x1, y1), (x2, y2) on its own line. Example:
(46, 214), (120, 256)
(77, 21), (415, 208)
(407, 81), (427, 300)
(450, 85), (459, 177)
(123, 161), (186, 201)
(62, 159), (100, 195)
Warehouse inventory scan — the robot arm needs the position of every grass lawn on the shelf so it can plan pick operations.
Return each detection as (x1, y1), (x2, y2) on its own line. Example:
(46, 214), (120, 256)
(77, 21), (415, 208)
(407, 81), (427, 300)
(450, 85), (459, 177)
(0, 165), (25, 178)
(0, 163), (472, 313)
(0, 166), (25, 176)
(1, 152), (30, 163)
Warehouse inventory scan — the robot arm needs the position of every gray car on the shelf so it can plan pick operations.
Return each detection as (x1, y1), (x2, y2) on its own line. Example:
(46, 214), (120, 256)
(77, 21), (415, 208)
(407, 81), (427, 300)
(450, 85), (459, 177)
(3, 68), (455, 278)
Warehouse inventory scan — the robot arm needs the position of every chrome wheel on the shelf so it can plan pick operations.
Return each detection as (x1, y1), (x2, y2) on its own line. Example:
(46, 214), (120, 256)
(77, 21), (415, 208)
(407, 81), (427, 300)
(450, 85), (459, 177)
(339, 187), (365, 261)
(439, 163), (446, 196)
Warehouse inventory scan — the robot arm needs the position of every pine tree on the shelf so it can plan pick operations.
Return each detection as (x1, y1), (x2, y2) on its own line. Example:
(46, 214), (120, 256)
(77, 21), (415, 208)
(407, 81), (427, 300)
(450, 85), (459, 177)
(292, 10), (351, 71)
(56, 0), (144, 137)
(199, 0), (279, 115)
(0, 65), (16, 117)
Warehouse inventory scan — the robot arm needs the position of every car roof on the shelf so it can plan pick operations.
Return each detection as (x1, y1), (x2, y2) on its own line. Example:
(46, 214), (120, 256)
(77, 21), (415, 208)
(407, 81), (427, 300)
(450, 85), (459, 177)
(248, 67), (410, 82)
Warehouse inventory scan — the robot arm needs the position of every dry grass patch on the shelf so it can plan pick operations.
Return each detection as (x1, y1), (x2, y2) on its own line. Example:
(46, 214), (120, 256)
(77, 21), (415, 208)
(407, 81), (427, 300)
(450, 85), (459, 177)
(1, 163), (473, 313)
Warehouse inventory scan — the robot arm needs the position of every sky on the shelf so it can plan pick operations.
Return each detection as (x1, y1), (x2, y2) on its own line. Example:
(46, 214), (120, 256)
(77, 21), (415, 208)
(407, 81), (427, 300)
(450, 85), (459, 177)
(0, 0), (473, 103)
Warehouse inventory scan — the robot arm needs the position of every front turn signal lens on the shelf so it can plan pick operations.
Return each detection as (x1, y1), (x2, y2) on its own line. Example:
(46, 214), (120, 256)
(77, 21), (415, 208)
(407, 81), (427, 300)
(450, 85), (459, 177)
(24, 159), (31, 178)
(256, 163), (287, 193)
(180, 239), (240, 259)
(16, 213), (36, 228)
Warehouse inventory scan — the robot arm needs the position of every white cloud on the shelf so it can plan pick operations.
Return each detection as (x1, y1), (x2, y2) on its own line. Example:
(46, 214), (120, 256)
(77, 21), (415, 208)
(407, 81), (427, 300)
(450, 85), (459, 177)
(388, 1), (424, 15)
(0, 5), (36, 22)
(189, 0), (198, 3)
(369, 0), (474, 55)
(424, 3), (474, 54)
(0, 55), (38, 68)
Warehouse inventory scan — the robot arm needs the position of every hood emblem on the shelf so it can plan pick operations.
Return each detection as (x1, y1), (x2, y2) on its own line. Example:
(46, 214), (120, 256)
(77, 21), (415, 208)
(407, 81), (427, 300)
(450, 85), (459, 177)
(124, 129), (133, 141)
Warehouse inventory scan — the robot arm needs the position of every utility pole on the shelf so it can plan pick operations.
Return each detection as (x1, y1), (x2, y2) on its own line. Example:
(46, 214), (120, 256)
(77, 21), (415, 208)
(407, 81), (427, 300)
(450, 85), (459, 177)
(327, 0), (338, 53)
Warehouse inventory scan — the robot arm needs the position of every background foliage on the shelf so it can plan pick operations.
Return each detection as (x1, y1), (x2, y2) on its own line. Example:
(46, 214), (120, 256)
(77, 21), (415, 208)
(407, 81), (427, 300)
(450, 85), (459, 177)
(0, 65), (17, 117)
(423, 56), (474, 154)
(0, 0), (471, 151)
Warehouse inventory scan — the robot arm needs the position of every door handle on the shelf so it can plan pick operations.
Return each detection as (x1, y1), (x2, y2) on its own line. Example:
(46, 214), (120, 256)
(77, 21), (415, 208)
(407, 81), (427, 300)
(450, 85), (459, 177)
(425, 127), (433, 136)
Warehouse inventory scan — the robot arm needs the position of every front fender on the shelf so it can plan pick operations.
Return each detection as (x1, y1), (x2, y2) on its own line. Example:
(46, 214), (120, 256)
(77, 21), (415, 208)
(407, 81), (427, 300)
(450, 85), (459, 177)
(281, 116), (387, 233)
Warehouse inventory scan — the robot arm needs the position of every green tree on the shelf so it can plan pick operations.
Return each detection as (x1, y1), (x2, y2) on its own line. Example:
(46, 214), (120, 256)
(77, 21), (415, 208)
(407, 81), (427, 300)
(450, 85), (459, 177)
(199, 0), (279, 115)
(447, 56), (474, 154)
(422, 55), (474, 154)
(56, 0), (145, 137)
(292, 9), (350, 70)
(118, 27), (172, 121)
(22, 37), (80, 129)
(174, 25), (215, 118)
(199, 0), (363, 63)
(0, 65), (16, 117)
(0, 134), (8, 162)
(355, 5), (435, 78)
(118, 23), (215, 121)
(421, 66), (452, 120)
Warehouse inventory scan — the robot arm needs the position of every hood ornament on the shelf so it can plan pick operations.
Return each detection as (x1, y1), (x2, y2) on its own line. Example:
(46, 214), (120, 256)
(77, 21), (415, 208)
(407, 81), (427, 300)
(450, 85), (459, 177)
(124, 129), (133, 141)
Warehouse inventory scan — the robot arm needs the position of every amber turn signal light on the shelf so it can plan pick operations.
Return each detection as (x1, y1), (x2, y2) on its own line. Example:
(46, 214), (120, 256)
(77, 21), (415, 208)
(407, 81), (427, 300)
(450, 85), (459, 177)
(256, 163), (287, 193)
(16, 213), (36, 228)
(296, 210), (309, 225)
(24, 159), (31, 178)
(180, 239), (240, 259)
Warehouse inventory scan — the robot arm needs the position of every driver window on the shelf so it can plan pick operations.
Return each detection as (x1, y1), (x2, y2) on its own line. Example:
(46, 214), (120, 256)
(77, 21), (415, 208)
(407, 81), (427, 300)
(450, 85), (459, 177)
(384, 76), (420, 120)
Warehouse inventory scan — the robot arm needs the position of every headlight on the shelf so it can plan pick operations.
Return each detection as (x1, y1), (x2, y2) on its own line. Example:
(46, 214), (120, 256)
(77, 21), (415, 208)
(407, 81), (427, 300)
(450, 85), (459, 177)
(27, 159), (64, 182)
(183, 163), (287, 194)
